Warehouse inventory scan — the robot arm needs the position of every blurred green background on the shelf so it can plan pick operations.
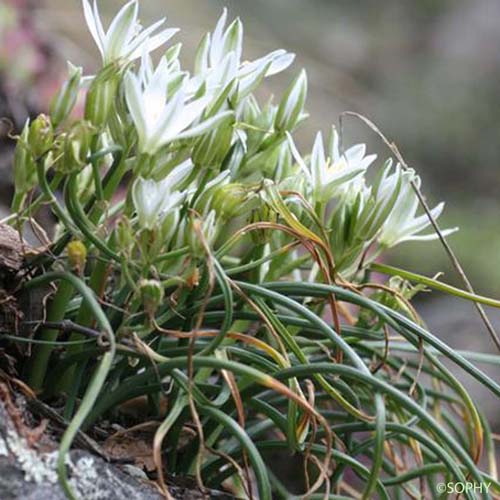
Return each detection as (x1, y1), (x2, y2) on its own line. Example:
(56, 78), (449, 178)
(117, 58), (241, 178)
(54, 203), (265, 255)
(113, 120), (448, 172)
(37, 0), (500, 295)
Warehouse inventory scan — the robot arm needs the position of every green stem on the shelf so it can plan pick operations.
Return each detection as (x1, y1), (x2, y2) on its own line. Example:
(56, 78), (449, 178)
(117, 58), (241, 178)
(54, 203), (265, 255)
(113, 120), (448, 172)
(65, 173), (120, 261)
(365, 340), (500, 366)
(24, 279), (74, 390)
(154, 246), (190, 267)
(265, 281), (500, 398)
(4, 172), (63, 224)
(35, 160), (79, 235)
(10, 191), (27, 214)
(24, 271), (115, 500)
(58, 258), (110, 401)
(43, 149), (125, 263)
(371, 262), (500, 309)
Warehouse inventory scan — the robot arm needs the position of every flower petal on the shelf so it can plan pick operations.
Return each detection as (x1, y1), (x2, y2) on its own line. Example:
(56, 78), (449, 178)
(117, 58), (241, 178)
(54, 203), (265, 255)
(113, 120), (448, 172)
(128, 25), (179, 61)
(165, 159), (194, 189)
(147, 87), (186, 151)
(400, 227), (458, 243)
(124, 72), (148, 149)
(210, 8), (228, 66)
(105, 0), (138, 60)
(266, 51), (295, 76)
(168, 95), (213, 137)
(82, 0), (104, 56)
(311, 131), (326, 189)
(175, 110), (234, 141)
(286, 132), (311, 183)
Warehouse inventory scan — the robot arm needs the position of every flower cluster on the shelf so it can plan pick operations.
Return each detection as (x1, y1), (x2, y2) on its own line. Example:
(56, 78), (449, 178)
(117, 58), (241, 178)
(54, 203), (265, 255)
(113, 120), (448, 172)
(13, 0), (456, 287)
(10, 4), (473, 500)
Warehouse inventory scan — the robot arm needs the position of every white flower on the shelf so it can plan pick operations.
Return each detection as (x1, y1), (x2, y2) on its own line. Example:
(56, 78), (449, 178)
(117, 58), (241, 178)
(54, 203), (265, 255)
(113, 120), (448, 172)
(125, 59), (233, 154)
(346, 161), (403, 242)
(276, 70), (308, 132)
(372, 162), (403, 220)
(82, 0), (178, 64)
(287, 127), (376, 202)
(378, 169), (458, 247)
(191, 8), (295, 99)
(330, 128), (377, 179)
(132, 159), (193, 229)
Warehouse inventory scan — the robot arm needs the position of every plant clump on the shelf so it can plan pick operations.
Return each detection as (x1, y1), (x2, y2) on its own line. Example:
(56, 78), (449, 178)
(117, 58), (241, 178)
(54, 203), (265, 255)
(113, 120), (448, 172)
(4, 1), (500, 499)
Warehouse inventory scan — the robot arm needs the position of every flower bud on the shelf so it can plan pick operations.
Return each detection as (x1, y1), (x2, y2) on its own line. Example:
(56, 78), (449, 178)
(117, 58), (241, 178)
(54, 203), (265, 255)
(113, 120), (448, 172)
(249, 204), (278, 245)
(74, 164), (93, 199)
(67, 240), (87, 274)
(116, 216), (135, 256)
(211, 183), (258, 219)
(239, 141), (281, 177)
(226, 141), (246, 177)
(28, 114), (54, 158)
(160, 209), (180, 247)
(242, 95), (260, 124)
(139, 279), (165, 317)
(13, 120), (36, 194)
(275, 69), (307, 132)
(192, 122), (233, 167)
(274, 142), (293, 182)
(55, 121), (95, 173)
(84, 64), (120, 128)
(50, 64), (82, 127)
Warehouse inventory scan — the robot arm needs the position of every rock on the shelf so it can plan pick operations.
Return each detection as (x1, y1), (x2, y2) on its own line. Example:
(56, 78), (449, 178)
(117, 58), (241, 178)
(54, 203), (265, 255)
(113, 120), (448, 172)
(0, 223), (25, 275)
(0, 222), (48, 350)
(0, 396), (164, 499)
(0, 452), (166, 500)
(0, 389), (235, 499)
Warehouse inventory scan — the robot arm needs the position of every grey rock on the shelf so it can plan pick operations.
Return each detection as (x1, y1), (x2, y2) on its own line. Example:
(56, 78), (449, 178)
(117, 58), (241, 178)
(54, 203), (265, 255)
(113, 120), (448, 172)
(0, 396), (234, 499)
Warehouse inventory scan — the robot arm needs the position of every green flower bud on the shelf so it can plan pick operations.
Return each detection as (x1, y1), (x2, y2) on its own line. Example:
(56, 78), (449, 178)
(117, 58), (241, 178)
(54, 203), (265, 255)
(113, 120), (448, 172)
(242, 94), (261, 125)
(116, 216), (135, 256)
(28, 114), (54, 158)
(239, 140), (282, 178)
(274, 141), (293, 182)
(139, 279), (165, 318)
(249, 99), (278, 150)
(55, 121), (95, 174)
(211, 183), (258, 219)
(159, 209), (180, 247)
(249, 204), (278, 245)
(84, 63), (120, 128)
(192, 122), (233, 167)
(50, 64), (82, 128)
(67, 240), (87, 274)
(275, 69), (307, 132)
(13, 120), (36, 194)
